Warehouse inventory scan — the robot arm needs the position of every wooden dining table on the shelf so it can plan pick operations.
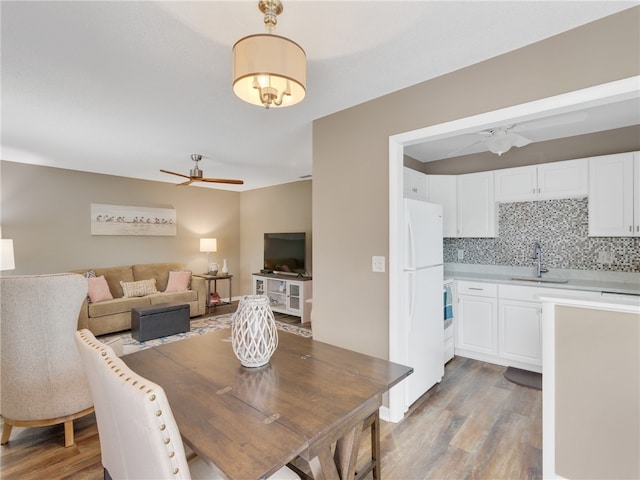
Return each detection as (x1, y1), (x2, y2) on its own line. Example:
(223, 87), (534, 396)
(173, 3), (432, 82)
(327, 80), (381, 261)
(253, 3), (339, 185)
(122, 329), (412, 480)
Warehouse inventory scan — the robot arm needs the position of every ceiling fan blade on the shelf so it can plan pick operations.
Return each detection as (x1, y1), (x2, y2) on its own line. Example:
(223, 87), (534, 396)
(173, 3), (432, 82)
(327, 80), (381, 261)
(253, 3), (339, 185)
(511, 133), (532, 148)
(447, 139), (484, 157)
(160, 169), (190, 179)
(177, 179), (194, 186)
(200, 178), (244, 185)
(511, 111), (588, 132)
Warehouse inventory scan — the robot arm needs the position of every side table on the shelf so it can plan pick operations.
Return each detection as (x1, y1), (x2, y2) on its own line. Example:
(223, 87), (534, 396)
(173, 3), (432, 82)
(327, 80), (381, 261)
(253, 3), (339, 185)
(194, 274), (233, 314)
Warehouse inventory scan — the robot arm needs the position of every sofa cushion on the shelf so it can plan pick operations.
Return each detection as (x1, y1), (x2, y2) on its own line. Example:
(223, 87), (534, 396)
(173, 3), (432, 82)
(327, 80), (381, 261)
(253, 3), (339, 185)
(88, 296), (152, 318)
(87, 275), (114, 303)
(165, 270), (192, 292)
(93, 266), (135, 298)
(133, 263), (184, 292)
(120, 279), (158, 297)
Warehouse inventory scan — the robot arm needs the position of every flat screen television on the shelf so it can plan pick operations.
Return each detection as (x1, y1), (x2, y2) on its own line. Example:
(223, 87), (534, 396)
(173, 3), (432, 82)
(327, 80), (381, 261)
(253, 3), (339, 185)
(263, 232), (306, 275)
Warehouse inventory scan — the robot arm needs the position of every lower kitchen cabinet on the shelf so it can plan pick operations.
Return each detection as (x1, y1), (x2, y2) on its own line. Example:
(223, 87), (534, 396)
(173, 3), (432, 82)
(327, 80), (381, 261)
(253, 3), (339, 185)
(498, 298), (542, 372)
(455, 281), (570, 372)
(455, 281), (498, 358)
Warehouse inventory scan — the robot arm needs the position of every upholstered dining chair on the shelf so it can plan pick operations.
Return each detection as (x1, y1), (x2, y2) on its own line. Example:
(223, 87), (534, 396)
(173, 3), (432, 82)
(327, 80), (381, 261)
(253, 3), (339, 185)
(75, 329), (300, 479)
(0, 273), (94, 447)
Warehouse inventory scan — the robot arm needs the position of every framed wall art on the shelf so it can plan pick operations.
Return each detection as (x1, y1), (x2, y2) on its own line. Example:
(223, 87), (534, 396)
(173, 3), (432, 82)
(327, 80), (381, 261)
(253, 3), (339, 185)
(90, 203), (176, 236)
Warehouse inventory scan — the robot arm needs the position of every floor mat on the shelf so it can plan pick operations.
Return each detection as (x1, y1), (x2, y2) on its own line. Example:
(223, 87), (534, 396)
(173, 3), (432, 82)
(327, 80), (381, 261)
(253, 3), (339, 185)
(504, 366), (542, 390)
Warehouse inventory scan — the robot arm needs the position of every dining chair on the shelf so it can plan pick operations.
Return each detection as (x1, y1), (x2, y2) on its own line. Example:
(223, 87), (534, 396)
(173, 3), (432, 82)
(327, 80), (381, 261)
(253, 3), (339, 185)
(75, 329), (300, 479)
(0, 273), (94, 447)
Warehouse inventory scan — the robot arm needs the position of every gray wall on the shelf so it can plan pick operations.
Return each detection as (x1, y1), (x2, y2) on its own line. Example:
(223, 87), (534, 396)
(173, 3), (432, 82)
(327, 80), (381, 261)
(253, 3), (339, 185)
(239, 180), (312, 295)
(0, 161), (311, 298)
(312, 8), (640, 359)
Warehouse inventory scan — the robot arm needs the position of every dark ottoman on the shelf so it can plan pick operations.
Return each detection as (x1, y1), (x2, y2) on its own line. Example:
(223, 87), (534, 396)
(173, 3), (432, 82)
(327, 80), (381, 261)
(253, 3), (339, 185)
(131, 302), (190, 342)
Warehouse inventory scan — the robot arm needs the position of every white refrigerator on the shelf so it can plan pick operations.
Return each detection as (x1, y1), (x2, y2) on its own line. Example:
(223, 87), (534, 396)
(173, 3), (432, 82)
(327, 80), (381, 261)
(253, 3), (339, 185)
(403, 197), (445, 408)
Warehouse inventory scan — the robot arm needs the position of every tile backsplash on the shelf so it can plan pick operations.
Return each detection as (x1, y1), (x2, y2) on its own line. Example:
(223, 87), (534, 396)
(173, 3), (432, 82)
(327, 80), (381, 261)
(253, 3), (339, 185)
(443, 197), (640, 273)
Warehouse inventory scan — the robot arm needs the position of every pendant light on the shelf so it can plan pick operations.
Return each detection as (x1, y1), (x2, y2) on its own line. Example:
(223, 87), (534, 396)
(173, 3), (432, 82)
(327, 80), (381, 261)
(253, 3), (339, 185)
(232, 0), (306, 109)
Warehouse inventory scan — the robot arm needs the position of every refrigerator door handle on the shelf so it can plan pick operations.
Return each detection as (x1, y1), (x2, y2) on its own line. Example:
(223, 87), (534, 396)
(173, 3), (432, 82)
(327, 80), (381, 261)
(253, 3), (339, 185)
(407, 271), (416, 333)
(406, 211), (415, 270)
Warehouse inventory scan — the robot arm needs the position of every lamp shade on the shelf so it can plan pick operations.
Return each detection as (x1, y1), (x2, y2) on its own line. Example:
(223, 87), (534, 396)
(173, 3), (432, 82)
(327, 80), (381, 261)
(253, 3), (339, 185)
(233, 34), (306, 108)
(200, 238), (217, 253)
(1, 239), (15, 271)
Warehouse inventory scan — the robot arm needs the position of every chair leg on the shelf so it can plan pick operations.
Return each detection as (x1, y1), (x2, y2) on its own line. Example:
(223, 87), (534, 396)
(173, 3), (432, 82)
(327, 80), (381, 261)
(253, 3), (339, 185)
(1, 423), (12, 445)
(63, 420), (75, 447)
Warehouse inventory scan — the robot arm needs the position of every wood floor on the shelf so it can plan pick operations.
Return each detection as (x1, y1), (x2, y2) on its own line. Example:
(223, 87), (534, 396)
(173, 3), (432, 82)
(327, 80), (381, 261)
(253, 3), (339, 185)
(0, 356), (541, 480)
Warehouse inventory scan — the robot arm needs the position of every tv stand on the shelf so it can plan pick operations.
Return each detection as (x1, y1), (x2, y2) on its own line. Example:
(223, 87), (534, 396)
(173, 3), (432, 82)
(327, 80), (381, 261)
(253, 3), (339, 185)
(252, 273), (312, 323)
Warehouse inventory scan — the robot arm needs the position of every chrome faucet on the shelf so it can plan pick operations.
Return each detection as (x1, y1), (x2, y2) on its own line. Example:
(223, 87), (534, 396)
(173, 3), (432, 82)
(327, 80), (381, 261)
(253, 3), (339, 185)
(532, 241), (548, 278)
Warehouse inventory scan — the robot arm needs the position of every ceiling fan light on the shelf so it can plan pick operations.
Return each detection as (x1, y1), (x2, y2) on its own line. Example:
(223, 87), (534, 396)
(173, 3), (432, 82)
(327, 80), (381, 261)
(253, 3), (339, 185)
(233, 34), (306, 108)
(488, 134), (516, 156)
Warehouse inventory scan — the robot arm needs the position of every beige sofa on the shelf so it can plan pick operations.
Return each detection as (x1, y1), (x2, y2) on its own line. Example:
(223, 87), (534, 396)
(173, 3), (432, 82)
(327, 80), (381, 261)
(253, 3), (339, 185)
(71, 263), (206, 336)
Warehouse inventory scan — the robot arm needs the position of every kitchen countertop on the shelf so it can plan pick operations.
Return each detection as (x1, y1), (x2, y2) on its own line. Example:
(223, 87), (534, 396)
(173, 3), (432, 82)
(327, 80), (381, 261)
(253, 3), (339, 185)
(538, 291), (640, 312)
(444, 264), (640, 296)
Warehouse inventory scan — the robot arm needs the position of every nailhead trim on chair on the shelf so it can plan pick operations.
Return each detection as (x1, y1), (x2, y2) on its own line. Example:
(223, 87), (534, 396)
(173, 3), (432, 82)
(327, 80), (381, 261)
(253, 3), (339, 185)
(78, 330), (183, 476)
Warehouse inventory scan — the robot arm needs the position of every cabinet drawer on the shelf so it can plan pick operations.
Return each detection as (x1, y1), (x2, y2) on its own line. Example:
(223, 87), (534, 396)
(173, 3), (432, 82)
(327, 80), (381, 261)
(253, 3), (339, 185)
(499, 284), (561, 302)
(457, 281), (497, 297)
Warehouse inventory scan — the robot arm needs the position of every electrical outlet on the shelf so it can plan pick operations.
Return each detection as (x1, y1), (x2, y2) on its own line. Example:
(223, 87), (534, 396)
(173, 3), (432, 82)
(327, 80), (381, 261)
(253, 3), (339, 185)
(372, 256), (385, 273)
(457, 249), (464, 261)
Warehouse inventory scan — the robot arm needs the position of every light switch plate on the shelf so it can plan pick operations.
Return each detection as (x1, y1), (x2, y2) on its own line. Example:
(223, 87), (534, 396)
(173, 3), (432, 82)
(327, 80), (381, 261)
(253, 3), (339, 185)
(372, 256), (385, 273)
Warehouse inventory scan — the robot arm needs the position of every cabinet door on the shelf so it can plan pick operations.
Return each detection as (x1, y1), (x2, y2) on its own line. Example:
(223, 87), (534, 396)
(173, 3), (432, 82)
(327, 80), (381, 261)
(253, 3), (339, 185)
(456, 294), (497, 356)
(588, 153), (635, 236)
(403, 167), (429, 200)
(537, 158), (588, 200)
(286, 281), (303, 315)
(427, 175), (457, 237)
(494, 166), (537, 202)
(253, 276), (265, 296)
(457, 171), (496, 237)
(498, 299), (542, 369)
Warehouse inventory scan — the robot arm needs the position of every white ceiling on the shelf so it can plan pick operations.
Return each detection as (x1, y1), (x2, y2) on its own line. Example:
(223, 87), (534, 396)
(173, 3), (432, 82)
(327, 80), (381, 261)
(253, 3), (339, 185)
(2, 1), (637, 191)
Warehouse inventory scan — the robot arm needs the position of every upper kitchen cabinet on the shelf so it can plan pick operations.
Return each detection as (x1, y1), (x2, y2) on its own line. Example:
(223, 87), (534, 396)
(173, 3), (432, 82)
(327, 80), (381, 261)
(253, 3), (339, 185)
(426, 175), (457, 237)
(457, 171), (497, 237)
(403, 167), (429, 201)
(589, 152), (640, 237)
(494, 158), (588, 202)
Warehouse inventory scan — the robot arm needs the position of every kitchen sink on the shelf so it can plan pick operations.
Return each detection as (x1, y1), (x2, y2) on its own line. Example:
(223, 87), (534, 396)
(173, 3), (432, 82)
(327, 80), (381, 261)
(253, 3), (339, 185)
(511, 277), (569, 284)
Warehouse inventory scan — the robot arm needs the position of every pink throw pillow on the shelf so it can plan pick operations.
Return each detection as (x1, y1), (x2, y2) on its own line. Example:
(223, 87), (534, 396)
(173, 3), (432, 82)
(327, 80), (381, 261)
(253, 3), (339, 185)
(165, 270), (192, 293)
(87, 275), (113, 303)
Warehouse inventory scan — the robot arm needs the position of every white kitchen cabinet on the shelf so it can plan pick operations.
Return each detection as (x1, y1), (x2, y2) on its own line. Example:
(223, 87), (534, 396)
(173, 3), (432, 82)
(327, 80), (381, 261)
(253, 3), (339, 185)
(588, 152), (640, 237)
(252, 274), (313, 323)
(426, 175), (457, 237)
(498, 285), (552, 373)
(403, 167), (429, 200)
(498, 298), (542, 372)
(494, 158), (588, 202)
(455, 281), (498, 358)
(456, 283), (595, 372)
(457, 171), (496, 237)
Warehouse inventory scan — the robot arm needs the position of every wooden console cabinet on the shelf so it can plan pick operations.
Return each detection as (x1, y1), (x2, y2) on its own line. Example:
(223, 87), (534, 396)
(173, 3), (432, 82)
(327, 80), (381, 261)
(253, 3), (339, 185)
(252, 273), (312, 323)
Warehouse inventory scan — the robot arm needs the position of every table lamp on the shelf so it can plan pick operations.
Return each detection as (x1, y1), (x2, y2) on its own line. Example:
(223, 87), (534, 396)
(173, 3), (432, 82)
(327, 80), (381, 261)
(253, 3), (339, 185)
(199, 238), (217, 274)
(1, 239), (15, 271)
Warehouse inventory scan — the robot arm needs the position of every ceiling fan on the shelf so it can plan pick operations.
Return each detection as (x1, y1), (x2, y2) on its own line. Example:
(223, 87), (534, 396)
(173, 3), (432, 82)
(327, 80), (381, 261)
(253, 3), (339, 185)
(447, 111), (589, 157)
(160, 154), (243, 186)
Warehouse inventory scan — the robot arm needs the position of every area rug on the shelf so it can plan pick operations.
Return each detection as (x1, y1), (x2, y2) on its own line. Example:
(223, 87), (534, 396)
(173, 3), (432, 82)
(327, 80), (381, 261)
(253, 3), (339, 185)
(504, 366), (542, 390)
(100, 313), (312, 356)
